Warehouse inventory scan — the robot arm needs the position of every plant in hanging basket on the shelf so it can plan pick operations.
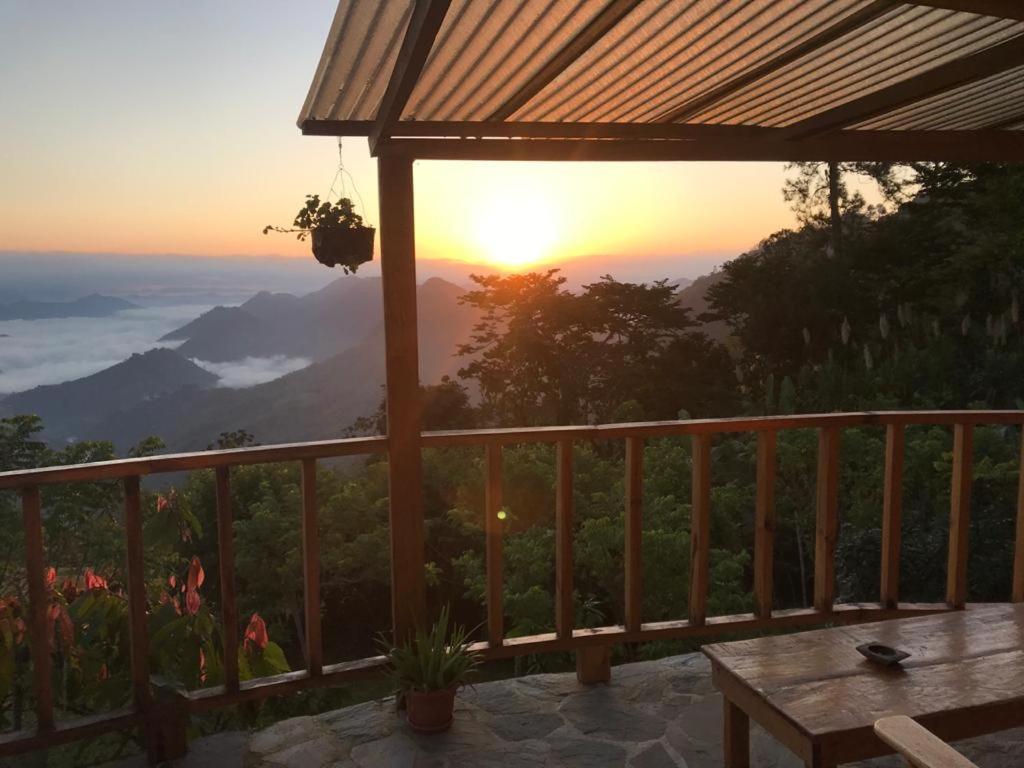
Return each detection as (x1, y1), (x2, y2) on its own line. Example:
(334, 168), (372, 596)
(264, 194), (375, 272)
(379, 605), (480, 734)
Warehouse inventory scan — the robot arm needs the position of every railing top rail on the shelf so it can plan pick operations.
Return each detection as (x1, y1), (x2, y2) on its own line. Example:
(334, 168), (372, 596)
(421, 410), (1024, 446)
(2, 410), (1022, 490)
(0, 436), (388, 490)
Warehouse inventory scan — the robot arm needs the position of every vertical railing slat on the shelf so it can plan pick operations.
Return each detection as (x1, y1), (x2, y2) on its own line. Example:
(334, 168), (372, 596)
(123, 477), (151, 713)
(814, 426), (841, 613)
(301, 459), (323, 675)
(1014, 426), (1024, 603)
(215, 467), (239, 692)
(689, 434), (711, 626)
(624, 436), (643, 633)
(22, 486), (54, 732)
(947, 424), (973, 609)
(485, 443), (504, 646)
(754, 430), (776, 619)
(880, 424), (905, 609)
(555, 440), (574, 641)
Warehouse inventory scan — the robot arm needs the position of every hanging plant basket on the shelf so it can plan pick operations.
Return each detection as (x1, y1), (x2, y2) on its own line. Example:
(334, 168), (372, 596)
(264, 194), (374, 274)
(311, 225), (375, 270)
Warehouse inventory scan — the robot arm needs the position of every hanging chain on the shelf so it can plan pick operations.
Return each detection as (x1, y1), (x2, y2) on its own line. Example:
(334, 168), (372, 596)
(327, 138), (371, 225)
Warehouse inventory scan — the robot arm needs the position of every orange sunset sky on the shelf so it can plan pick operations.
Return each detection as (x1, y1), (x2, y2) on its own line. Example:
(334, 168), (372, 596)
(1, 2), (803, 274)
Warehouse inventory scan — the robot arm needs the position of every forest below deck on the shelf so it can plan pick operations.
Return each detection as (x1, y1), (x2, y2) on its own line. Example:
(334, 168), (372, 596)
(1, 162), (1024, 764)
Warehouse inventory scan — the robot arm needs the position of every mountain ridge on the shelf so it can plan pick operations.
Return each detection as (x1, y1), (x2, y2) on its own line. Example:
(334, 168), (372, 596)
(0, 348), (217, 443)
(0, 294), (138, 321)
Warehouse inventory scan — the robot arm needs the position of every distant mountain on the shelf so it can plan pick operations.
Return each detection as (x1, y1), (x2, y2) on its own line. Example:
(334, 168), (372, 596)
(677, 270), (729, 342)
(160, 306), (275, 361)
(670, 277), (693, 291)
(78, 278), (479, 451)
(0, 348), (217, 444)
(161, 276), (385, 363)
(0, 294), (138, 321)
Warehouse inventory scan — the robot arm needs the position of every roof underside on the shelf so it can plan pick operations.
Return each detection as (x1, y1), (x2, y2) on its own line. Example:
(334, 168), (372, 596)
(299, 0), (1024, 161)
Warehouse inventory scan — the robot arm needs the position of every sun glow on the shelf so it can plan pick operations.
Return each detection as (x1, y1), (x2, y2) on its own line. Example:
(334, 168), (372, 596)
(466, 183), (560, 270)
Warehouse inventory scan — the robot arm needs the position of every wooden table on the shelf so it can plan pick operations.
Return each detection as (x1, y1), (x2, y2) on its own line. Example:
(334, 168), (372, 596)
(703, 604), (1024, 767)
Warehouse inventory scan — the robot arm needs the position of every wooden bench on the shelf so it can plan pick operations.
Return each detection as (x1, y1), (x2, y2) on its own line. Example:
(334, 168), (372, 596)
(874, 715), (978, 768)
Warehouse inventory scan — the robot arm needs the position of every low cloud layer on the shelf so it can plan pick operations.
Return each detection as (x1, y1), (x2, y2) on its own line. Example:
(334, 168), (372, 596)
(0, 306), (209, 395)
(192, 356), (312, 388)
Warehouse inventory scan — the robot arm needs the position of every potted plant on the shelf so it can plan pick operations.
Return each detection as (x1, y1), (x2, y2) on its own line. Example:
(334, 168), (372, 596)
(382, 606), (480, 733)
(264, 194), (374, 272)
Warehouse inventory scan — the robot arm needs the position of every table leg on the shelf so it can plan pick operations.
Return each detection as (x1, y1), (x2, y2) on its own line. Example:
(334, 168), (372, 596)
(723, 697), (750, 768)
(806, 748), (835, 767)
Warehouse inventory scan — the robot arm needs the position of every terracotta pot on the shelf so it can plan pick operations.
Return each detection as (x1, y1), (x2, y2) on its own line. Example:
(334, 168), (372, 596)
(405, 686), (456, 733)
(311, 225), (375, 269)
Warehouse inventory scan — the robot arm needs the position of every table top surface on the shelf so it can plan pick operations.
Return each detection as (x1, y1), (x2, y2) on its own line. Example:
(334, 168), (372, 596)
(703, 604), (1024, 738)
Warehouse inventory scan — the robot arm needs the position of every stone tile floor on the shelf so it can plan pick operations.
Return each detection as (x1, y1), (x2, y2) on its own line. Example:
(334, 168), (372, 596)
(124, 653), (1024, 767)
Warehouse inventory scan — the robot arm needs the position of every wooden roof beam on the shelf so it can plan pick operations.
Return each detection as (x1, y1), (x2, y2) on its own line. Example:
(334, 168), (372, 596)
(369, 0), (452, 156)
(904, 1), (1024, 21)
(377, 130), (1024, 163)
(657, 0), (899, 124)
(304, 119), (778, 140)
(783, 34), (1024, 138)
(487, 0), (644, 122)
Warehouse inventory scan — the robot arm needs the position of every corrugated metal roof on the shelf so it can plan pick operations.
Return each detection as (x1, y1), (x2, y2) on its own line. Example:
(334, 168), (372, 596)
(855, 64), (1024, 129)
(299, 0), (1024, 156)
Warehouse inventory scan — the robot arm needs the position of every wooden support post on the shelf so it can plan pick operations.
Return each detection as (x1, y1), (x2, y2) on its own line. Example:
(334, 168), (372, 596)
(576, 645), (611, 685)
(814, 426), (840, 613)
(301, 459), (322, 674)
(214, 467), (239, 692)
(378, 153), (426, 641)
(947, 424), (973, 609)
(880, 424), (905, 609)
(146, 683), (189, 764)
(123, 477), (151, 712)
(624, 436), (643, 633)
(485, 443), (504, 646)
(21, 486), (53, 733)
(723, 698), (750, 768)
(555, 440), (574, 641)
(689, 434), (711, 626)
(1014, 426), (1024, 602)
(754, 431), (776, 619)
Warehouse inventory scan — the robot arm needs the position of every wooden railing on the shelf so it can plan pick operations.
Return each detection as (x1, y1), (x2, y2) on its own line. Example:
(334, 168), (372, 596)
(1, 411), (1024, 759)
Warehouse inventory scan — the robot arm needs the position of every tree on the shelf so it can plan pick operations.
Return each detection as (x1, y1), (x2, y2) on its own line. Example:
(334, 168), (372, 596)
(783, 161), (903, 257)
(457, 270), (593, 425)
(457, 271), (736, 425)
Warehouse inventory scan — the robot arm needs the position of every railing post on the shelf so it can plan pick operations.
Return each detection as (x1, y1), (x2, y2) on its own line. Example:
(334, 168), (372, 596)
(880, 424), (905, 609)
(1014, 425), (1024, 603)
(485, 444), (504, 647)
(754, 431), (776, 619)
(576, 645), (611, 685)
(378, 152), (426, 641)
(301, 459), (322, 674)
(215, 467), (239, 691)
(947, 424), (973, 609)
(123, 477), (151, 710)
(814, 426), (840, 612)
(126, 477), (183, 763)
(624, 436), (643, 633)
(689, 434), (711, 626)
(555, 440), (574, 641)
(21, 486), (54, 733)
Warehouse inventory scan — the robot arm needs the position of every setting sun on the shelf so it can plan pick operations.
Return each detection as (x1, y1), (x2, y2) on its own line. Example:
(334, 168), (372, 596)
(466, 182), (559, 270)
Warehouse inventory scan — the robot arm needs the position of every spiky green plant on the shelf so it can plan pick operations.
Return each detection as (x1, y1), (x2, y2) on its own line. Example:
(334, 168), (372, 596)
(382, 606), (480, 693)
